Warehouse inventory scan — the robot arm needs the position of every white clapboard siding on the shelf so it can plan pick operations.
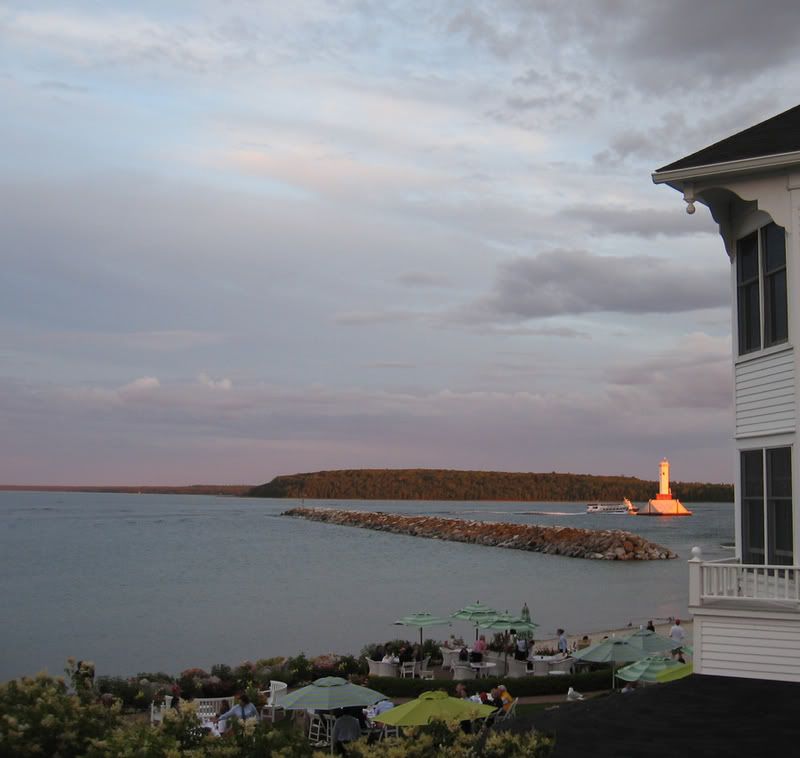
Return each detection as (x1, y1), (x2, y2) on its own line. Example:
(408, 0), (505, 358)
(696, 615), (800, 681)
(735, 349), (795, 438)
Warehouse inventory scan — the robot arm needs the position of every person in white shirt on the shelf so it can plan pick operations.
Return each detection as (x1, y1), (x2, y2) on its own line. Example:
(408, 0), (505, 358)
(557, 629), (569, 656)
(669, 618), (687, 657)
(216, 694), (259, 731)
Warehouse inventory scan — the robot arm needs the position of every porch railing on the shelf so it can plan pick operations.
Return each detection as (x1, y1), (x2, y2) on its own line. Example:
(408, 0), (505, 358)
(688, 548), (800, 606)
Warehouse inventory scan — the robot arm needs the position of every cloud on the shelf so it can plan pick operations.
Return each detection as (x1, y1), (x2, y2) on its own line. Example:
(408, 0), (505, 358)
(334, 310), (423, 326)
(557, 204), (717, 238)
(461, 249), (729, 323)
(198, 373), (232, 390)
(396, 272), (450, 288)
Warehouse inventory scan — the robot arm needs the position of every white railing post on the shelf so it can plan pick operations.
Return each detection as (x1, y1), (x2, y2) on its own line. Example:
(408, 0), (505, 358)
(689, 546), (703, 606)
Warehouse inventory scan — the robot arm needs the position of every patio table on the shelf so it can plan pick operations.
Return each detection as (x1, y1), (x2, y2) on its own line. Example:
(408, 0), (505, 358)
(469, 661), (497, 678)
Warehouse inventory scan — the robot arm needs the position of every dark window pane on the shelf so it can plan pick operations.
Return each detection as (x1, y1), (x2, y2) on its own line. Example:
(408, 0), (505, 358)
(762, 223), (786, 273)
(737, 232), (759, 282)
(741, 450), (765, 564)
(742, 450), (763, 496)
(768, 501), (793, 565)
(765, 269), (788, 346)
(743, 500), (765, 564)
(766, 447), (793, 565)
(738, 281), (761, 353)
(767, 447), (792, 496)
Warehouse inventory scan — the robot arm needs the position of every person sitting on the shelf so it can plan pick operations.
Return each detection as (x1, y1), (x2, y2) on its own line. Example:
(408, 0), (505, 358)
(621, 681), (637, 694)
(497, 684), (513, 712)
(470, 635), (487, 662)
(371, 645), (385, 662)
(454, 683), (469, 700)
(369, 698), (395, 717)
(488, 687), (504, 710)
(458, 646), (469, 662)
(216, 694), (258, 731)
(398, 646), (413, 664)
(381, 649), (399, 664)
(577, 635), (591, 650)
(331, 714), (361, 755)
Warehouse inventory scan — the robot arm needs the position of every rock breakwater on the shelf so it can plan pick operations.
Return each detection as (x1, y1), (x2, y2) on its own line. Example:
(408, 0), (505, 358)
(282, 507), (677, 560)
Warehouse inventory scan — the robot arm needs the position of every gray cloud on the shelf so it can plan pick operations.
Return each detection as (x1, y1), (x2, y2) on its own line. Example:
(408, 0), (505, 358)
(466, 249), (728, 322)
(558, 204), (717, 238)
(396, 272), (451, 288)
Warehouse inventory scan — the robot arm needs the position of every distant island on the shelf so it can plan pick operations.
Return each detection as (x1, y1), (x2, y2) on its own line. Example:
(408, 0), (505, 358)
(247, 468), (733, 503)
(0, 484), (251, 496)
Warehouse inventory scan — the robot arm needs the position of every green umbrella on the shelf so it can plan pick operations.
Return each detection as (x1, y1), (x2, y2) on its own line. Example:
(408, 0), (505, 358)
(571, 636), (647, 689)
(520, 603), (534, 641)
(394, 612), (452, 647)
(622, 628), (678, 656)
(373, 690), (496, 726)
(479, 612), (538, 635)
(451, 601), (498, 640)
(617, 656), (693, 683)
(478, 612), (538, 675)
(280, 677), (386, 711)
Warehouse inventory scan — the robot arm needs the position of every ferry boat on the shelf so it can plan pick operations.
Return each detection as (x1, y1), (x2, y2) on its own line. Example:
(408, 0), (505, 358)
(586, 498), (638, 514)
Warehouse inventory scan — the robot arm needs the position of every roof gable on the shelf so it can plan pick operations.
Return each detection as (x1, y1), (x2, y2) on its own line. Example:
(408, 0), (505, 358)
(656, 104), (800, 173)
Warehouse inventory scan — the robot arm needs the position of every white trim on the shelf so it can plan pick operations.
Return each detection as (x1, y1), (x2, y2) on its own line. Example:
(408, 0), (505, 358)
(652, 150), (800, 185)
(735, 343), (794, 368)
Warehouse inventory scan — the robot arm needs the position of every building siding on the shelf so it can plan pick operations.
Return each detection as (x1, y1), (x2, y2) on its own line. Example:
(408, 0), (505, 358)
(735, 348), (795, 438)
(696, 614), (800, 681)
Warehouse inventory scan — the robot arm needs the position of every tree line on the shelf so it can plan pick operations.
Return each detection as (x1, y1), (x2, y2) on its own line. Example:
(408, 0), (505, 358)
(247, 468), (733, 503)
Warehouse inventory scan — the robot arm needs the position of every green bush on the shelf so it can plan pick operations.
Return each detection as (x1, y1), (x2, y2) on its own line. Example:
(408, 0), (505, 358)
(0, 672), (120, 757)
(314, 719), (554, 757)
(366, 668), (610, 698)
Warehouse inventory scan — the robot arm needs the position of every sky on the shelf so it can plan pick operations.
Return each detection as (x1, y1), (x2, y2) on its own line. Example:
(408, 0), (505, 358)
(2, 1), (800, 486)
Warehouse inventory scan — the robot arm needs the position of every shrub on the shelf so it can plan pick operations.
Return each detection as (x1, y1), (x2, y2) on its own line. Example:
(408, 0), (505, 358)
(366, 668), (610, 698)
(0, 672), (120, 757)
(319, 719), (554, 757)
(284, 653), (314, 685)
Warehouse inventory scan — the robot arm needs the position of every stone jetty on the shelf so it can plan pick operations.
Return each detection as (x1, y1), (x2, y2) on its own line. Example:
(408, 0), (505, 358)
(282, 507), (677, 560)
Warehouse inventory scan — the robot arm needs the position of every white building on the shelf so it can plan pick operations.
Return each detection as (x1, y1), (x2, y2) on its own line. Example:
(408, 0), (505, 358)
(653, 105), (800, 682)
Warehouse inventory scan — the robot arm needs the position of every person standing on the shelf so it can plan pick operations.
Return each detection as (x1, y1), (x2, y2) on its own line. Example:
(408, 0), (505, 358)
(669, 618), (686, 657)
(557, 629), (569, 655)
(646, 620), (656, 632)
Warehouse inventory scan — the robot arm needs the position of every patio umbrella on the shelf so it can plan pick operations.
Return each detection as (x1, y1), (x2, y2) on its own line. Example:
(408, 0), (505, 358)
(394, 612), (451, 647)
(279, 677), (386, 711)
(617, 656), (693, 683)
(451, 601), (498, 640)
(571, 636), (647, 689)
(622, 628), (678, 656)
(372, 690), (496, 726)
(520, 603), (534, 640)
(479, 612), (539, 675)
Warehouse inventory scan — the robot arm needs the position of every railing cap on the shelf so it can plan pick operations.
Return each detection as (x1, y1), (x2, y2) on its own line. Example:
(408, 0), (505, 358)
(689, 546), (703, 562)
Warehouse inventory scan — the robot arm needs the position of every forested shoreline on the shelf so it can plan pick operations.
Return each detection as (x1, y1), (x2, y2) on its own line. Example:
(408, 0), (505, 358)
(248, 468), (733, 502)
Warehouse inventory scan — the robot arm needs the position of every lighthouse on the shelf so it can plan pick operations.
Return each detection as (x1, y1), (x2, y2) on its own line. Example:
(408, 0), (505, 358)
(639, 458), (692, 516)
(659, 458), (671, 497)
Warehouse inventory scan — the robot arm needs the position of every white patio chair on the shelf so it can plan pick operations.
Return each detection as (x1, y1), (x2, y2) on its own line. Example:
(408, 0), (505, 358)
(262, 680), (288, 722)
(548, 657), (575, 675)
(377, 661), (399, 678)
(452, 664), (476, 680)
(400, 661), (416, 678)
(418, 656), (434, 680)
(532, 659), (549, 676)
(367, 659), (382, 676)
(505, 657), (530, 679)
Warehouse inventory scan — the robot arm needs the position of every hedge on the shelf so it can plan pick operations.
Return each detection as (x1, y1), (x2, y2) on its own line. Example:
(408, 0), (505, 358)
(367, 668), (611, 698)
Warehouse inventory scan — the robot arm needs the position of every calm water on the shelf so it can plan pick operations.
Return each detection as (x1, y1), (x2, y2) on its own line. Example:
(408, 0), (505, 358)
(0, 492), (733, 682)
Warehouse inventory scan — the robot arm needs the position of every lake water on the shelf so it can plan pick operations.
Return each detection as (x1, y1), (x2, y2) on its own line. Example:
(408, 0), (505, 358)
(0, 491), (733, 682)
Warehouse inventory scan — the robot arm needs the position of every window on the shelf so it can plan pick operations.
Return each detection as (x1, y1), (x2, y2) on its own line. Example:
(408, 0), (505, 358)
(736, 222), (788, 355)
(741, 447), (793, 565)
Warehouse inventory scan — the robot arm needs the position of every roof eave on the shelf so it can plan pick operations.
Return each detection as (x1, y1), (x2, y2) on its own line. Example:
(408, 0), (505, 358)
(652, 149), (800, 187)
